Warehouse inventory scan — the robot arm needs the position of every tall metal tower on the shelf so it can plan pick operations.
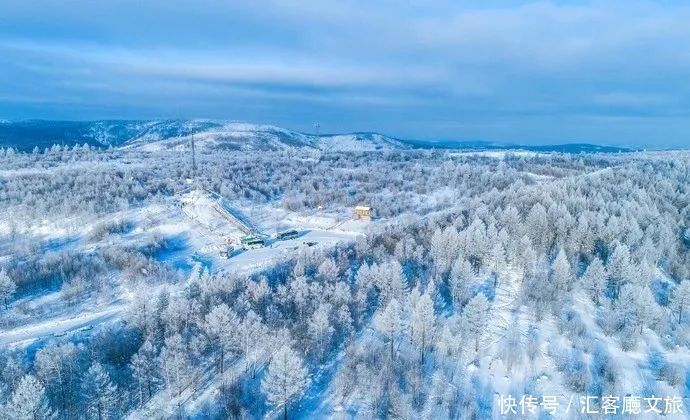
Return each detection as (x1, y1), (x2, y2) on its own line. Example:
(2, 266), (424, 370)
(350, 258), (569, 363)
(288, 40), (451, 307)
(191, 127), (197, 178)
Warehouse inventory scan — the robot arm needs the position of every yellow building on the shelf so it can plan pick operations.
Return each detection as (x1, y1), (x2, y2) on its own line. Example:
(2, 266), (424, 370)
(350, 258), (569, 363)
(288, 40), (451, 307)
(354, 205), (374, 220)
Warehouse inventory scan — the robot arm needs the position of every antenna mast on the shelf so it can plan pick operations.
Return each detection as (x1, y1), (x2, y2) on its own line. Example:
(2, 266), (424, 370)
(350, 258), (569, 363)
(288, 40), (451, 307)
(191, 126), (197, 178)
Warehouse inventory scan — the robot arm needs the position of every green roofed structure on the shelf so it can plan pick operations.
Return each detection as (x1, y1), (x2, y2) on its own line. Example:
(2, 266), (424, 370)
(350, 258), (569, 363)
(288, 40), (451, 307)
(240, 234), (265, 249)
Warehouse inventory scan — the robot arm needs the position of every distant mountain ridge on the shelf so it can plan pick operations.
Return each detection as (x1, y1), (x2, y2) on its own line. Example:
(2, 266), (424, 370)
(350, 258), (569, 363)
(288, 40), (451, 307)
(0, 120), (409, 152)
(0, 119), (636, 153)
(404, 138), (637, 154)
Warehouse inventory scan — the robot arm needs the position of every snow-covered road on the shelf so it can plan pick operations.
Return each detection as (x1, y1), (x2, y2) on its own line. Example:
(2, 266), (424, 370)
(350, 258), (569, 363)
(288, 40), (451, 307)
(0, 304), (125, 347)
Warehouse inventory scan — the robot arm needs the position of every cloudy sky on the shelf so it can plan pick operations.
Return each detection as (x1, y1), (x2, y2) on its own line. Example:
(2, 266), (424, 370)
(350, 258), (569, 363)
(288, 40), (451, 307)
(2, 0), (690, 147)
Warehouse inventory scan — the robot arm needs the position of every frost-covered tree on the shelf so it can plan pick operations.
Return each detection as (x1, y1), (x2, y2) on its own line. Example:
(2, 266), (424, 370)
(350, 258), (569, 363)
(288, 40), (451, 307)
(374, 298), (404, 360)
(551, 248), (572, 295)
(317, 258), (339, 283)
(81, 362), (118, 420)
(261, 345), (309, 420)
(521, 257), (552, 319)
(289, 276), (311, 322)
(354, 262), (376, 317)
(3, 374), (56, 420)
(462, 293), (490, 353)
(159, 334), (190, 397)
(130, 340), (159, 406)
(635, 257), (657, 287)
(235, 309), (266, 376)
(34, 342), (79, 417)
(607, 243), (634, 298)
(375, 260), (407, 304)
(1, 353), (24, 393)
(429, 226), (459, 275)
(0, 269), (16, 310)
(335, 304), (354, 338)
(618, 285), (661, 337)
(202, 303), (238, 373)
(410, 292), (436, 365)
(670, 280), (690, 324)
(518, 238), (537, 281)
(466, 218), (488, 268)
(526, 203), (549, 252)
(449, 259), (473, 307)
(487, 241), (506, 275)
(308, 303), (334, 361)
(583, 257), (607, 305)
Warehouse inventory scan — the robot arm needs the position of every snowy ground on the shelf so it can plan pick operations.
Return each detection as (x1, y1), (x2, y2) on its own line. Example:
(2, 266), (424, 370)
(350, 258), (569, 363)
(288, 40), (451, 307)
(0, 189), (368, 352)
(0, 304), (125, 348)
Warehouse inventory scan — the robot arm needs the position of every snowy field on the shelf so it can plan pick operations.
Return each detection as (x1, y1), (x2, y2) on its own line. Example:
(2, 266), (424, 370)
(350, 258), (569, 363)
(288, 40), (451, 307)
(0, 137), (689, 419)
(0, 187), (365, 348)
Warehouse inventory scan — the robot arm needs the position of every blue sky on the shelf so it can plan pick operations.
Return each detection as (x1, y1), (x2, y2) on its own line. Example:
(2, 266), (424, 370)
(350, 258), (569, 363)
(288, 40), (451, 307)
(1, 0), (690, 147)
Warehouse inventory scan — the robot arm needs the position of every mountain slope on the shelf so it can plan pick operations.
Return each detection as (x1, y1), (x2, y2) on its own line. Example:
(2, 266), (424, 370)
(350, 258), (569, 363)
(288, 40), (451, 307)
(0, 119), (636, 153)
(127, 122), (315, 152)
(127, 123), (411, 152)
(0, 120), (216, 151)
(0, 120), (408, 152)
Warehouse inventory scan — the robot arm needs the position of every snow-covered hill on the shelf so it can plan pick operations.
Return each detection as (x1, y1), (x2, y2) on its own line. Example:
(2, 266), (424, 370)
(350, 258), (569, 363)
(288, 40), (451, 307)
(0, 120), (410, 152)
(0, 120), (208, 150)
(316, 132), (409, 151)
(0, 119), (643, 154)
(128, 122), (411, 152)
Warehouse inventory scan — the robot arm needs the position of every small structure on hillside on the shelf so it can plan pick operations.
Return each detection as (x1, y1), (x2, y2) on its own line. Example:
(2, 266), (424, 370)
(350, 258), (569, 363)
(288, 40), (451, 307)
(240, 234), (265, 250)
(354, 205), (374, 221)
(219, 246), (233, 259)
(277, 229), (299, 241)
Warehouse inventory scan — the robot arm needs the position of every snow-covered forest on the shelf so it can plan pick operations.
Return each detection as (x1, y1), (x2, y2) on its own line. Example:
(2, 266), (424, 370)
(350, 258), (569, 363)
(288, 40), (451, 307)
(0, 132), (689, 419)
